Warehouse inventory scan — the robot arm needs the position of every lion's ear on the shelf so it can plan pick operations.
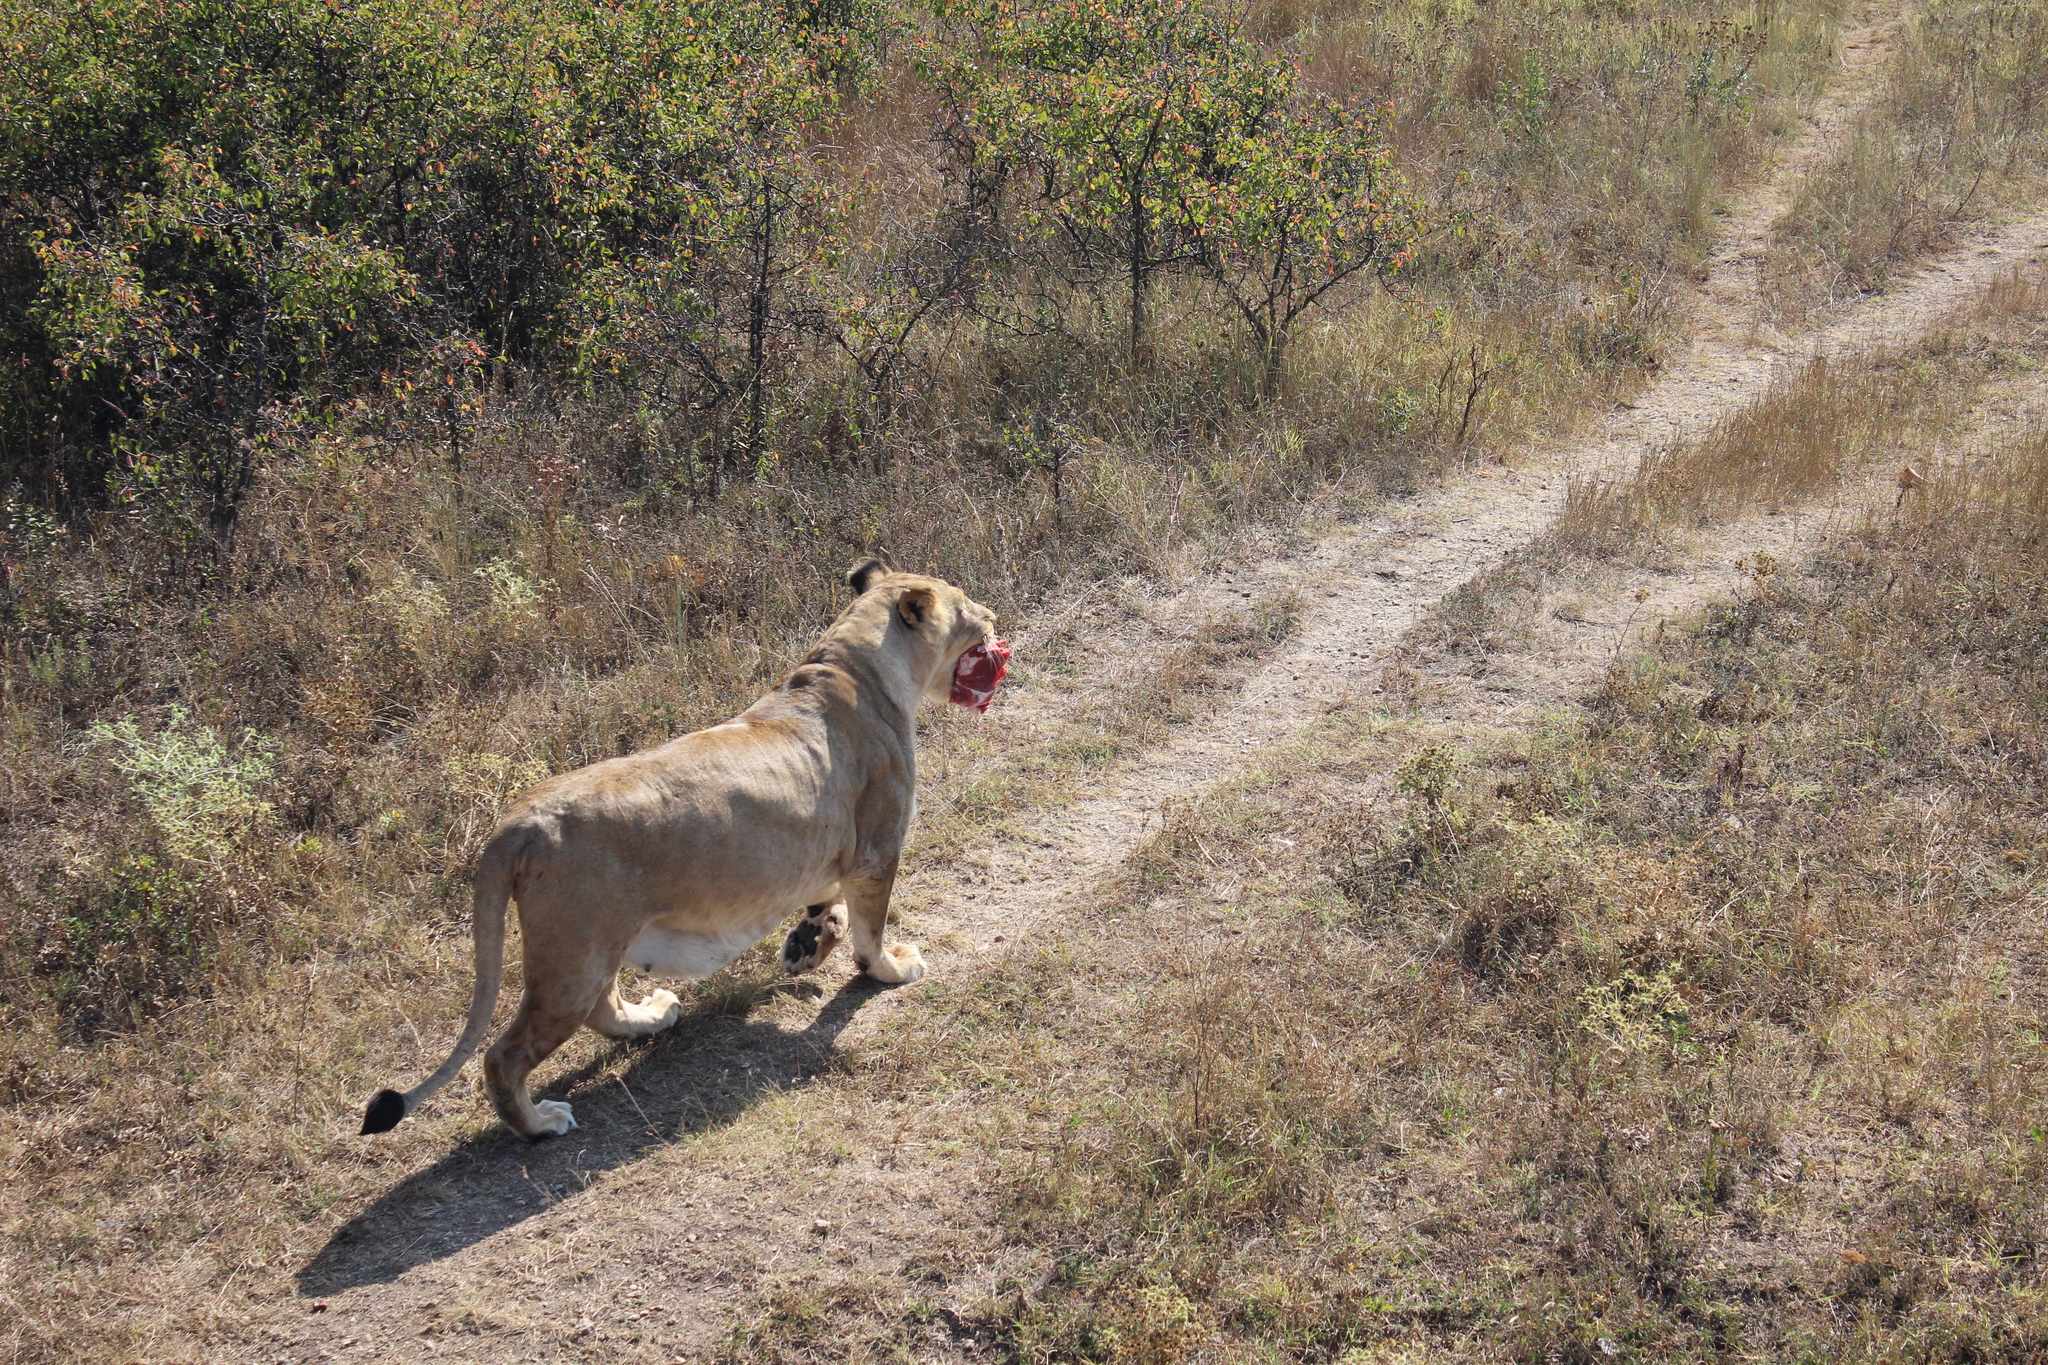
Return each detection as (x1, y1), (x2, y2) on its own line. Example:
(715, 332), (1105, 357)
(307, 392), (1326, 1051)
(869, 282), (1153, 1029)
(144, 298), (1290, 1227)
(896, 585), (935, 630)
(846, 557), (890, 595)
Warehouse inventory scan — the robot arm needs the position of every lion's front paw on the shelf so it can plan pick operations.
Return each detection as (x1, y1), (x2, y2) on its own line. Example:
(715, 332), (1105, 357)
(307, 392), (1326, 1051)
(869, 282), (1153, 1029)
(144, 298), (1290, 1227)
(530, 1100), (578, 1138)
(781, 902), (848, 976)
(857, 942), (925, 985)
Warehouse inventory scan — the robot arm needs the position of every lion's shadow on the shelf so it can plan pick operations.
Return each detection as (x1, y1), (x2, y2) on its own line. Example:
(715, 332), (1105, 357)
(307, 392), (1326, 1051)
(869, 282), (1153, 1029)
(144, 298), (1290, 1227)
(296, 974), (881, 1296)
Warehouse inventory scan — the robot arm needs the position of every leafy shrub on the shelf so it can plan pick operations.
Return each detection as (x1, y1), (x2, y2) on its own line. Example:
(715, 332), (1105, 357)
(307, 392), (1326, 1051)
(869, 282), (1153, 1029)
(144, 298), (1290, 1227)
(60, 854), (205, 975)
(0, 0), (859, 523)
(926, 0), (1423, 374)
(472, 557), (542, 621)
(85, 706), (275, 864)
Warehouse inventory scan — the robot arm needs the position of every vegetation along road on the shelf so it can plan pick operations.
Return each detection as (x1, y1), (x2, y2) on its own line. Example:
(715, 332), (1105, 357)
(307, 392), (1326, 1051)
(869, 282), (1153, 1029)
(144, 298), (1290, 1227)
(1, 0), (2044, 1359)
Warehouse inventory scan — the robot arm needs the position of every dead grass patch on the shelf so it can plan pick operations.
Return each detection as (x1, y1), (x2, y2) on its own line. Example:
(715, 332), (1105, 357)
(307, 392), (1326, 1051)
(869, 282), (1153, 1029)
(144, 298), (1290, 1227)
(1555, 262), (2048, 561)
(1406, 261), (2048, 673)
(1766, 0), (2048, 318)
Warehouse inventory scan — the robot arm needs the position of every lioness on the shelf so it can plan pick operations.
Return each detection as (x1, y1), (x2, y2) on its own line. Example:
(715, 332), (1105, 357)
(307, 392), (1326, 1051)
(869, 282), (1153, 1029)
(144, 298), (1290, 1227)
(360, 559), (1004, 1139)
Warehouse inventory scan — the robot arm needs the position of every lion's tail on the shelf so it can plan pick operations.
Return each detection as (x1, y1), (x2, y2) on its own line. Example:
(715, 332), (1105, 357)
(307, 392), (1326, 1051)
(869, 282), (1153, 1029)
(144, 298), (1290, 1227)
(359, 833), (519, 1136)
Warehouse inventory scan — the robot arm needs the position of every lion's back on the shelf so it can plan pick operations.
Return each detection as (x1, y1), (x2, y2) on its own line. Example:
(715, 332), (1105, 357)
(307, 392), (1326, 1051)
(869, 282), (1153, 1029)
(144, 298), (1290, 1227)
(484, 719), (847, 888)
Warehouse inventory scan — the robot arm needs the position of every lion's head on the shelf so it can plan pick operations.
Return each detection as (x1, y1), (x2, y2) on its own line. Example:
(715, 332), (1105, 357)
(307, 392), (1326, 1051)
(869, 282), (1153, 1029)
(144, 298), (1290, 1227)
(844, 557), (999, 704)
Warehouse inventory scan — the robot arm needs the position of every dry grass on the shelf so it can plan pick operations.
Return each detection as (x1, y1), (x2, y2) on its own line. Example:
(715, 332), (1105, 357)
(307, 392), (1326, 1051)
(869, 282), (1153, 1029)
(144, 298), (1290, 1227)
(1765, 0), (2048, 318)
(1556, 263), (2048, 557)
(0, 1), (1956, 1357)
(1293, 0), (1842, 344)
(1404, 262), (2048, 663)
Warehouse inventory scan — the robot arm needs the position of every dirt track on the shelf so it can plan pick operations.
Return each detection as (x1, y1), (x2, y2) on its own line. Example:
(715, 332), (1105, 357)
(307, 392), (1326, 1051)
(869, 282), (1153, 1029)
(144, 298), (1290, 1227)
(251, 18), (2048, 1361)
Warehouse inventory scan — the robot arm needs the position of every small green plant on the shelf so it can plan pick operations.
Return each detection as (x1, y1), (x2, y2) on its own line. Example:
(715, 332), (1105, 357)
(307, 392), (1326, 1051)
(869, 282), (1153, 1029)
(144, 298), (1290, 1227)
(1684, 20), (1760, 118)
(0, 484), (59, 563)
(370, 570), (450, 644)
(472, 556), (542, 620)
(1395, 741), (1459, 811)
(62, 853), (204, 966)
(1578, 967), (1692, 1053)
(84, 706), (275, 863)
(1091, 1283), (1211, 1365)
(1498, 52), (1550, 138)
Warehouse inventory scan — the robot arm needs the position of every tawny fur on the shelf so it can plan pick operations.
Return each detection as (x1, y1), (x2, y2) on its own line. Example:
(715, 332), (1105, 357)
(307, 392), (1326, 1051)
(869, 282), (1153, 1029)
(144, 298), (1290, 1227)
(361, 562), (996, 1139)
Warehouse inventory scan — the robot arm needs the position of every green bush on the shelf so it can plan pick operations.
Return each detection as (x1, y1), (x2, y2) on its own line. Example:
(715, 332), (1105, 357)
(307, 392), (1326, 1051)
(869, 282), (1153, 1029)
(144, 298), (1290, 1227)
(923, 0), (1423, 374)
(0, 0), (857, 524)
(85, 705), (275, 863)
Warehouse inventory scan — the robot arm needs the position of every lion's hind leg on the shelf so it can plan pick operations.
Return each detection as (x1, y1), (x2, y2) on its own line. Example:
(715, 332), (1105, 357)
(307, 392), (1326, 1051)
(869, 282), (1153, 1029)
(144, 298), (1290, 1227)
(585, 979), (684, 1039)
(780, 900), (848, 976)
(483, 949), (615, 1139)
(483, 999), (586, 1139)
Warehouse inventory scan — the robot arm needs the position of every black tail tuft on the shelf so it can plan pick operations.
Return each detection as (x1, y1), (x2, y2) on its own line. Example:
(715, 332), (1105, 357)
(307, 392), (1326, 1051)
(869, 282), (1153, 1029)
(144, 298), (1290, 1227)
(360, 1088), (407, 1135)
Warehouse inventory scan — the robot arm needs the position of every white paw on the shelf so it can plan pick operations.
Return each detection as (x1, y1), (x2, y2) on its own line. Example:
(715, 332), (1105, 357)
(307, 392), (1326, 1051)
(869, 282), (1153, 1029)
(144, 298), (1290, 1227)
(533, 1100), (578, 1136)
(862, 943), (925, 985)
(645, 989), (683, 1028)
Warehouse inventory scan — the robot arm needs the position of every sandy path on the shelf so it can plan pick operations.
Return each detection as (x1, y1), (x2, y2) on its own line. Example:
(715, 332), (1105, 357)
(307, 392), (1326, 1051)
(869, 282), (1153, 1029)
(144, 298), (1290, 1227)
(249, 19), (2048, 1362)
